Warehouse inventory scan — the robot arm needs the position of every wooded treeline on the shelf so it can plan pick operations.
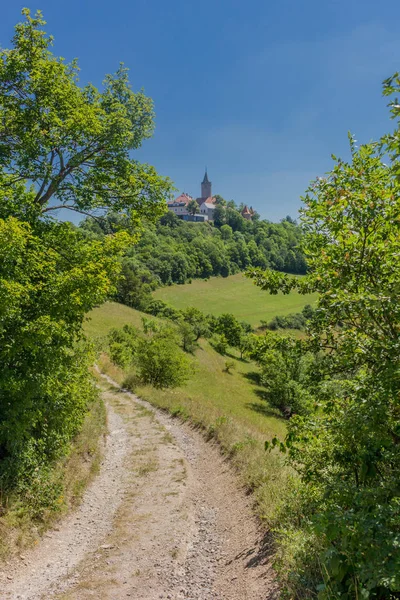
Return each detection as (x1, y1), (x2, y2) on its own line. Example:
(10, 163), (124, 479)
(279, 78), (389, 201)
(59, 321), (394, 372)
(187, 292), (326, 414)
(80, 211), (307, 310)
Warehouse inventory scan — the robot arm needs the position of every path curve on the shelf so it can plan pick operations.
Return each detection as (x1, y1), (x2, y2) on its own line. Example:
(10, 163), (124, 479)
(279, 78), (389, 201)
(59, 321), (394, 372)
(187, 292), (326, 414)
(1, 374), (278, 600)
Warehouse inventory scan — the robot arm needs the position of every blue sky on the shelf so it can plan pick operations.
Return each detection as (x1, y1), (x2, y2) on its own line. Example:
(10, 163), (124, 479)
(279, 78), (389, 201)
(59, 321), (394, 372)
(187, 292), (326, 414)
(1, 0), (400, 220)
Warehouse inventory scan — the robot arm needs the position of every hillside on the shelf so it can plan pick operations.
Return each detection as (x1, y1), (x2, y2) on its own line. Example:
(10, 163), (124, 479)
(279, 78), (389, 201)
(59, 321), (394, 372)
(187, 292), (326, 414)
(153, 273), (317, 327)
(79, 211), (308, 313)
(85, 301), (286, 441)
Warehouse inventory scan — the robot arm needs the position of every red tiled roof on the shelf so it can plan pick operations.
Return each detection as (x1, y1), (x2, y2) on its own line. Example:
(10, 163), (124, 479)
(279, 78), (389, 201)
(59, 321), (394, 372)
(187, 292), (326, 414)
(241, 205), (251, 215)
(168, 193), (193, 206)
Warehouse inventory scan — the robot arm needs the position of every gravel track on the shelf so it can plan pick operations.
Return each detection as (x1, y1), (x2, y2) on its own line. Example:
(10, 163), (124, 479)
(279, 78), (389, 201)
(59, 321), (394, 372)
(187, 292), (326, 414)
(1, 374), (278, 600)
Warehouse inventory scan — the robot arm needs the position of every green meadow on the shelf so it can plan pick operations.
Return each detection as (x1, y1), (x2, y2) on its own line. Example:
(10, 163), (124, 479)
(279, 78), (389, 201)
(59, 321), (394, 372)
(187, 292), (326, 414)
(153, 273), (317, 327)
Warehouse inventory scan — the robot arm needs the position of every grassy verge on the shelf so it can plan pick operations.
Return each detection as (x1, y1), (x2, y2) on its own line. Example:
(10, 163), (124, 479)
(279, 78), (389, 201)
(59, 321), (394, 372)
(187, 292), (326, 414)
(89, 302), (290, 523)
(153, 272), (317, 327)
(0, 392), (106, 561)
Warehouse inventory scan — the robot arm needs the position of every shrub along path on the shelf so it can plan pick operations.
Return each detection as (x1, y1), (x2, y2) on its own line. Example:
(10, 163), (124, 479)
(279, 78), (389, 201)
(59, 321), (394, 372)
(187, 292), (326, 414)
(2, 374), (277, 600)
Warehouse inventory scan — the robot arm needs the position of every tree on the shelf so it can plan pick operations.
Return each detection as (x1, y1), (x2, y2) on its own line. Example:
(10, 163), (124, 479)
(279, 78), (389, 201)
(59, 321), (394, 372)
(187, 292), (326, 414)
(187, 199), (199, 215)
(215, 314), (243, 347)
(237, 333), (255, 360)
(136, 334), (191, 389)
(178, 322), (197, 353)
(213, 204), (226, 227)
(0, 9), (171, 223)
(0, 216), (126, 508)
(0, 11), (170, 516)
(159, 211), (180, 227)
(249, 79), (400, 597)
(214, 194), (226, 206)
(225, 207), (244, 232)
(181, 306), (210, 340)
(220, 224), (233, 240)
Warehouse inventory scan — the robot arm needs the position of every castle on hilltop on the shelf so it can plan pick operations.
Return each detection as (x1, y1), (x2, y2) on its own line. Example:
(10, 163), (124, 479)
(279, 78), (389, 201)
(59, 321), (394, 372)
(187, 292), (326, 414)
(167, 170), (255, 222)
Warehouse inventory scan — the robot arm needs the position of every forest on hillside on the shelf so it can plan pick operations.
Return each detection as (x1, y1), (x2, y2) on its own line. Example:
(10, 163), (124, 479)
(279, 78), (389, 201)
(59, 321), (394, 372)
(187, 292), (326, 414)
(80, 211), (307, 310)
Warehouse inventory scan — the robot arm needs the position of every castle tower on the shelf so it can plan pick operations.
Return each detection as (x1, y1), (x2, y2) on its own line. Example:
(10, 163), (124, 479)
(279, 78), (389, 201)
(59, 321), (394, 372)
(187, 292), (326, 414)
(201, 169), (212, 199)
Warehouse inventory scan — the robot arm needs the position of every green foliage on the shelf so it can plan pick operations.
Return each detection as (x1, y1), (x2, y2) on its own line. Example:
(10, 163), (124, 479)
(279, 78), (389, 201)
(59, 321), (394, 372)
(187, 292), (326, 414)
(224, 360), (235, 373)
(178, 321), (197, 353)
(80, 204), (308, 306)
(136, 334), (191, 389)
(250, 334), (315, 418)
(187, 199), (199, 215)
(0, 216), (124, 505)
(0, 10), (169, 525)
(211, 334), (228, 355)
(237, 333), (256, 359)
(107, 321), (191, 389)
(108, 325), (139, 368)
(251, 75), (400, 598)
(180, 306), (211, 340)
(265, 305), (314, 331)
(214, 313), (245, 347)
(0, 9), (171, 222)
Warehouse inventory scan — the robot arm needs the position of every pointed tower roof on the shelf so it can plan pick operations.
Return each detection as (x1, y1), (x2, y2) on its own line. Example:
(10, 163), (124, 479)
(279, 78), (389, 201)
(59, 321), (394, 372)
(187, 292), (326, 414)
(202, 168), (210, 184)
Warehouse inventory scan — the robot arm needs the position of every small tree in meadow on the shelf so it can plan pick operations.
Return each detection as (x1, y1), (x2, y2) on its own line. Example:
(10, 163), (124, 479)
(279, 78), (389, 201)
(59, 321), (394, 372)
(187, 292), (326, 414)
(136, 335), (191, 389)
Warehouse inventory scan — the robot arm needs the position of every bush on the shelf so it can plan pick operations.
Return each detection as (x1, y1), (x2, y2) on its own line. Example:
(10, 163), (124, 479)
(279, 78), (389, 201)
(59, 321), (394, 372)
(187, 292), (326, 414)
(260, 349), (314, 417)
(211, 334), (228, 355)
(146, 299), (181, 320)
(107, 325), (139, 368)
(250, 333), (316, 418)
(136, 335), (191, 389)
(224, 360), (235, 373)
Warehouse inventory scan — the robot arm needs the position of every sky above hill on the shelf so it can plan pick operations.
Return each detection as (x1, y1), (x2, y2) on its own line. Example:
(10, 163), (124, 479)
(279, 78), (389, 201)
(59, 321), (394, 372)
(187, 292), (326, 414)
(1, 1), (400, 221)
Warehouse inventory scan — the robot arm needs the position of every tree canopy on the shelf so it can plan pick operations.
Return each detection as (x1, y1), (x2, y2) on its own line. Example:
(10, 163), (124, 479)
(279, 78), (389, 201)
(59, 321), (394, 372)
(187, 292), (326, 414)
(0, 9), (171, 222)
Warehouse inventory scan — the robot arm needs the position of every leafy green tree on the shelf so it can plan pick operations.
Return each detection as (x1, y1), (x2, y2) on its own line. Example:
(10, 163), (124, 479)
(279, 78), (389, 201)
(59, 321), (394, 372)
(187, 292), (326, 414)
(178, 322), (197, 353)
(0, 9), (170, 222)
(215, 313), (243, 347)
(220, 224), (233, 240)
(159, 211), (180, 227)
(211, 334), (228, 355)
(187, 199), (199, 215)
(108, 325), (139, 368)
(250, 333), (315, 417)
(237, 333), (256, 360)
(225, 207), (244, 231)
(181, 306), (210, 340)
(0, 10), (170, 514)
(136, 334), (191, 388)
(250, 79), (400, 597)
(0, 217), (126, 502)
(212, 204), (226, 227)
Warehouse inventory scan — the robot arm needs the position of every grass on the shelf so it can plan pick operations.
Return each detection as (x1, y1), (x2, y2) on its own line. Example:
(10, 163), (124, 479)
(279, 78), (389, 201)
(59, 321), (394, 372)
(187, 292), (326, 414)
(84, 301), (149, 338)
(0, 392), (106, 561)
(153, 272), (317, 327)
(89, 301), (290, 521)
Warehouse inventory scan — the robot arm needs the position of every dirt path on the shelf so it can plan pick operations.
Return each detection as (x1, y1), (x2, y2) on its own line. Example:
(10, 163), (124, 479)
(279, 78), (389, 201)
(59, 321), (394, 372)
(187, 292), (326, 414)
(1, 376), (278, 600)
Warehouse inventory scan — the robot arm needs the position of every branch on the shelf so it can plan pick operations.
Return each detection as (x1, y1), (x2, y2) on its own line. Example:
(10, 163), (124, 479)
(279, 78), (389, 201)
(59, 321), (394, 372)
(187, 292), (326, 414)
(41, 203), (105, 224)
(34, 150), (55, 204)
